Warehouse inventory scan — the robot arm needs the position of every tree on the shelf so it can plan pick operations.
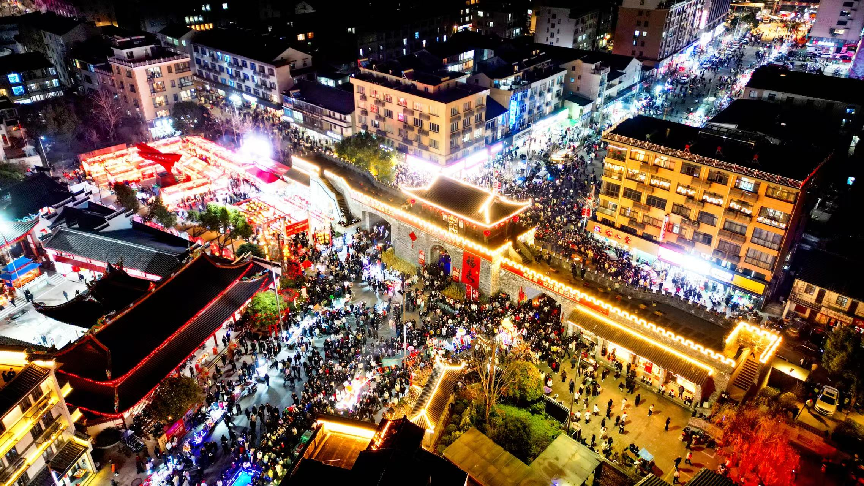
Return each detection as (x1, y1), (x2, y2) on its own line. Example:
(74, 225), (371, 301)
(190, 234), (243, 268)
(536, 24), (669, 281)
(146, 375), (204, 423)
(503, 361), (543, 403)
(0, 162), (26, 187)
(488, 404), (562, 463)
(147, 196), (177, 228)
(195, 204), (254, 252)
(823, 325), (864, 405)
(90, 89), (123, 144)
(712, 403), (800, 486)
(237, 242), (265, 258)
(244, 291), (286, 332)
(171, 101), (210, 135)
(334, 132), (396, 183)
(470, 333), (533, 428)
(42, 99), (79, 147)
(112, 182), (140, 213)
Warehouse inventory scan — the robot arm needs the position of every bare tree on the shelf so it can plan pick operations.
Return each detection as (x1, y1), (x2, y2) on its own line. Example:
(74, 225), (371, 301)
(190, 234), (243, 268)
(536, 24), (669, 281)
(471, 332), (530, 428)
(90, 89), (122, 144)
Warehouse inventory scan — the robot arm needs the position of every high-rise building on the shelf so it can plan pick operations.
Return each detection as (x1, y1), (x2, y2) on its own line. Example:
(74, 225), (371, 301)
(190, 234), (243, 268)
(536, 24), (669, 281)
(809, 0), (864, 56)
(17, 13), (99, 87)
(350, 60), (489, 168)
(596, 115), (830, 300)
(532, 2), (615, 51)
(108, 35), (193, 131)
(612, 0), (703, 67)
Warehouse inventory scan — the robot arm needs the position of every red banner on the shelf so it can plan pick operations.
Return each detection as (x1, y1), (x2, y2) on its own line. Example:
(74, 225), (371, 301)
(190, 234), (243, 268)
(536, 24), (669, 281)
(461, 251), (481, 290)
(285, 219), (309, 236)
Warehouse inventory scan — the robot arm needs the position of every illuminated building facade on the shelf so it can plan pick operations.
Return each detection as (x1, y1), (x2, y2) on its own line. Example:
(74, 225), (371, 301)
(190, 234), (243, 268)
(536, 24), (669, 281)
(597, 115), (828, 300)
(612, 0), (703, 67)
(783, 249), (864, 327)
(0, 350), (94, 486)
(350, 62), (490, 167)
(108, 35), (193, 127)
(0, 53), (62, 104)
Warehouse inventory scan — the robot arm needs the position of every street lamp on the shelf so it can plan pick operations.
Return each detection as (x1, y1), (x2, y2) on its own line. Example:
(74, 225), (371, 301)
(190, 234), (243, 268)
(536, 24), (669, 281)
(37, 136), (48, 169)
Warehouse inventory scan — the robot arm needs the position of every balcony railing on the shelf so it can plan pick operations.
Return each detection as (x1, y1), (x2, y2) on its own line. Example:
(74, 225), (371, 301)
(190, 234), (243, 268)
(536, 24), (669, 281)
(374, 99), (385, 107)
(719, 229), (747, 243)
(730, 186), (759, 203)
(684, 197), (704, 209)
(713, 249), (741, 264)
(419, 113), (430, 121)
(640, 162), (659, 174)
(723, 207), (752, 223)
(635, 181), (654, 194)
(359, 94), (367, 101)
(596, 207), (616, 217)
(418, 128), (429, 136)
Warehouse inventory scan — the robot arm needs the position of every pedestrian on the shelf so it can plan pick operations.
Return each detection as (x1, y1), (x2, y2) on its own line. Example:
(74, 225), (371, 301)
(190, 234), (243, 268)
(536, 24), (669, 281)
(674, 456), (682, 468)
(621, 397), (627, 411)
(569, 379), (575, 395)
(648, 404), (654, 416)
(635, 393), (641, 406)
(686, 451), (692, 465)
(673, 469), (680, 484)
(665, 417), (671, 431)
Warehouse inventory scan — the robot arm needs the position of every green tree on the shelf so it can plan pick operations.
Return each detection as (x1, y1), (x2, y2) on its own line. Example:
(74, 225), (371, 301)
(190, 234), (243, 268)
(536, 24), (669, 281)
(0, 162), (26, 187)
(170, 101), (210, 135)
(146, 375), (204, 423)
(334, 132), (396, 183)
(112, 182), (139, 213)
(471, 334), (534, 428)
(488, 404), (562, 463)
(195, 204), (254, 252)
(244, 291), (286, 331)
(147, 196), (177, 228)
(823, 325), (864, 405)
(237, 242), (265, 258)
(503, 361), (543, 403)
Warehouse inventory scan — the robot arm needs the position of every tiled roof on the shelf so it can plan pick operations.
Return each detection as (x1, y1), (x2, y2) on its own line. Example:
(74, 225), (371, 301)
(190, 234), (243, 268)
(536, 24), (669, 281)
(292, 80), (354, 114)
(43, 227), (186, 278)
(686, 469), (736, 486)
(485, 98), (508, 120)
(0, 365), (48, 419)
(0, 173), (73, 220)
(635, 474), (671, 486)
(48, 441), (89, 477)
(795, 248), (864, 303)
(402, 176), (530, 226)
(59, 256), (271, 415)
(568, 310), (712, 386)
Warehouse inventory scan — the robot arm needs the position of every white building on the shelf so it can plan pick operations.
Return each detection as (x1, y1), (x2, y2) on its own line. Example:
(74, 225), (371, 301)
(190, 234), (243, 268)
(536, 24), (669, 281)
(192, 28), (312, 113)
(809, 0), (864, 55)
(533, 5), (602, 51)
(283, 80), (355, 143)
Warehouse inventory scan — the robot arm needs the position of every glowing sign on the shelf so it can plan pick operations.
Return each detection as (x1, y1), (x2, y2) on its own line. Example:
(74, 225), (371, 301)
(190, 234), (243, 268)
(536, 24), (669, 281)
(657, 246), (710, 275)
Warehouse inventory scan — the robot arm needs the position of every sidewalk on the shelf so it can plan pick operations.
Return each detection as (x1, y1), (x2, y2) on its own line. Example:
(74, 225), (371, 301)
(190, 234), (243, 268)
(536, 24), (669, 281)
(539, 361), (720, 484)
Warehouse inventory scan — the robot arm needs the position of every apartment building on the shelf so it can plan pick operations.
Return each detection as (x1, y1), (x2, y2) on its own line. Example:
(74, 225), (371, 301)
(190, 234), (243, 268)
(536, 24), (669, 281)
(743, 65), (864, 131)
(809, 0), (864, 55)
(108, 35), (194, 128)
(612, 0), (703, 67)
(0, 349), (93, 486)
(784, 248), (864, 326)
(193, 28), (311, 111)
(350, 61), (489, 168)
(533, 3), (613, 51)
(356, 6), (458, 62)
(596, 115), (829, 299)
(283, 80), (355, 142)
(17, 13), (99, 88)
(467, 0), (529, 38)
(548, 46), (641, 109)
(469, 48), (565, 134)
(0, 53), (63, 104)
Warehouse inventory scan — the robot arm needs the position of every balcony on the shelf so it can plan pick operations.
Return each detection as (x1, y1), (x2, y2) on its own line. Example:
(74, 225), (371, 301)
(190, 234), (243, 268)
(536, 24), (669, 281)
(420, 113), (430, 121)
(359, 94), (367, 101)
(602, 169), (622, 181)
(463, 107), (474, 116)
(450, 143), (461, 151)
(374, 99), (385, 107)
(730, 186), (759, 203)
(360, 109), (368, 116)
(402, 108), (414, 116)
(596, 206), (616, 217)
(675, 236), (695, 248)
(404, 124), (415, 132)
(690, 176), (710, 189)
(376, 129), (387, 137)
(719, 229), (747, 243)
(640, 162), (659, 174)
(375, 114), (385, 122)
(402, 137), (414, 145)
(723, 207), (752, 223)
(462, 127), (472, 135)
(680, 218), (699, 230)
(713, 249), (741, 264)
(631, 201), (651, 212)
(629, 220), (646, 231)
(418, 128), (429, 136)
(417, 143), (429, 150)
(361, 124), (368, 131)
(635, 181), (654, 194)
(683, 197), (704, 209)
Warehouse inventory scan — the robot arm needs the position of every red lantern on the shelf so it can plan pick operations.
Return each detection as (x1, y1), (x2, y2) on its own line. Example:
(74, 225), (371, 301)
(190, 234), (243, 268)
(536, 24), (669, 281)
(409, 232), (417, 241)
(513, 215), (519, 222)
(483, 230), (491, 237)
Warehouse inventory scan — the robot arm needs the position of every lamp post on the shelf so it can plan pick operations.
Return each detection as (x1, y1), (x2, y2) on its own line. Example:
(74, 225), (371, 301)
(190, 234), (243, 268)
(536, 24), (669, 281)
(37, 136), (48, 170)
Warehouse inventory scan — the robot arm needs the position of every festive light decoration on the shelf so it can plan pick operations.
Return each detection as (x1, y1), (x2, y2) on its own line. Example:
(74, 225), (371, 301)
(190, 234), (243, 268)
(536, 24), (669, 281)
(724, 321), (782, 364)
(315, 419), (377, 439)
(569, 306), (716, 376)
(409, 359), (465, 432)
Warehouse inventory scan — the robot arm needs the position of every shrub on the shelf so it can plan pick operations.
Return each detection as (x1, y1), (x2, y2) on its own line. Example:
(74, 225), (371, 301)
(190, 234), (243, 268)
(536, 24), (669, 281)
(445, 424), (457, 434)
(528, 400), (546, 415)
(759, 386), (781, 399)
(833, 419), (864, 451)
(504, 361), (544, 404)
(442, 282), (466, 300)
(777, 392), (798, 411)
(381, 248), (417, 275)
(488, 404), (562, 463)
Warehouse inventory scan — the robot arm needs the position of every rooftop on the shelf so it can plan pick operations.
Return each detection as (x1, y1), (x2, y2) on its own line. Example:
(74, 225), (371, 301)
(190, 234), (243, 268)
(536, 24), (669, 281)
(0, 365), (48, 420)
(158, 23), (194, 40)
(402, 176), (531, 227)
(794, 248), (864, 303)
(353, 70), (488, 104)
(746, 65), (864, 106)
(485, 97), (508, 119)
(686, 469), (736, 486)
(0, 173), (74, 220)
(42, 223), (192, 278)
(707, 99), (845, 146)
(0, 52), (53, 75)
(110, 45), (188, 68)
(607, 115), (831, 187)
(543, 44), (638, 72)
(193, 28), (301, 65)
(289, 80), (354, 114)
(20, 12), (89, 36)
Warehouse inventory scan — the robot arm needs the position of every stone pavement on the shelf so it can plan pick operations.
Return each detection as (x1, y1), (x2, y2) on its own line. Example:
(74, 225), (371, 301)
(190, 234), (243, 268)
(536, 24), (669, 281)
(538, 361), (720, 485)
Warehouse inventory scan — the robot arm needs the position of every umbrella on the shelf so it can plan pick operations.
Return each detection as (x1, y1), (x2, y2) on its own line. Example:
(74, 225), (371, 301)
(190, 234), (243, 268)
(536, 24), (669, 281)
(301, 260), (313, 269)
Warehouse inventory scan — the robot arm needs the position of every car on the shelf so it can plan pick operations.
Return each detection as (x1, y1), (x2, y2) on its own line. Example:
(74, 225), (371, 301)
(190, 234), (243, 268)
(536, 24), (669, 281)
(815, 386), (840, 416)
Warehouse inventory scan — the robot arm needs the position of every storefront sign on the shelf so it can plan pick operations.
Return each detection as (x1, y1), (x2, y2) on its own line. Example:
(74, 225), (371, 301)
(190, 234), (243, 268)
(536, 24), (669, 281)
(418, 249), (425, 266)
(819, 306), (854, 324)
(658, 246), (710, 275)
(731, 275), (766, 295)
(284, 219), (310, 236)
(709, 267), (733, 284)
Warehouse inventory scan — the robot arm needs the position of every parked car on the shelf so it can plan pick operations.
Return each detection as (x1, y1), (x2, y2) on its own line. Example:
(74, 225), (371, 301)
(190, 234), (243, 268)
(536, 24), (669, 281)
(815, 386), (840, 416)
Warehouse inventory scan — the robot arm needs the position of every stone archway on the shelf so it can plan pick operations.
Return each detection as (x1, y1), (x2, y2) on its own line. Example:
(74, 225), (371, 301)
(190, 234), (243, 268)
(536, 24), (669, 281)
(430, 244), (451, 274)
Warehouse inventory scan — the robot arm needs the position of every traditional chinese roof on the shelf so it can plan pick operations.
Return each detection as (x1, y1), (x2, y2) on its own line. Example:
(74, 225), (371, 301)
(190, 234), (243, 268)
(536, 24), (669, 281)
(43, 224), (191, 278)
(55, 255), (271, 416)
(34, 264), (153, 328)
(402, 176), (530, 227)
(0, 173), (74, 220)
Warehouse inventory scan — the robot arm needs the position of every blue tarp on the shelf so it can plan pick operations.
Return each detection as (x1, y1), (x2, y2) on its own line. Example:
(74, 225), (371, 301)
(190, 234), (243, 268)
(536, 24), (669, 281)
(0, 262), (40, 282)
(2, 256), (30, 273)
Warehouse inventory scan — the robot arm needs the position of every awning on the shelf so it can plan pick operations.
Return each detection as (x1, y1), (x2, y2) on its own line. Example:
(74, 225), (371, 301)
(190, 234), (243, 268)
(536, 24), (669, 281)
(2, 256), (31, 273)
(568, 309), (713, 386)
(48, 440), (89, 477)
(0, 261), (39, 282)
(246, 166), (279, 184)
